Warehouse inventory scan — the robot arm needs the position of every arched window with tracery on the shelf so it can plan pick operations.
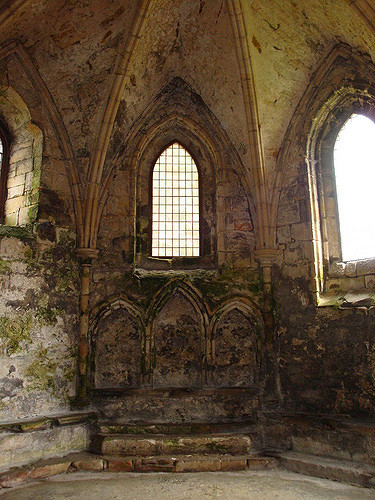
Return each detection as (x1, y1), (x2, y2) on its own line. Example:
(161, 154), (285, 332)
(0, 124), (10, 223)
(333, 113), (375, 262)
(151, 142), (200, 257)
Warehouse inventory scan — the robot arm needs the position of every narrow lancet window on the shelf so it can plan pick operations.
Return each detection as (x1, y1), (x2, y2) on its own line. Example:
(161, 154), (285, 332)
(152, 142), (200, 257)
(334, 114), (375, 261)
(0, 133), (6, 221)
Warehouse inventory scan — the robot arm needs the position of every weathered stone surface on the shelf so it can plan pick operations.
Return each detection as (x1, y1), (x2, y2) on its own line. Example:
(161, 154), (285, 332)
(175, 457), (222, 473)
(153, 291), (203, 388)
(71, 457), (106, 471)
(0, 468), (29, 488)
(28, 461), (71, 479)
(220, 457), (248, 471)
(106, 458), (134, 472)
(0, 423), (89, 472)
(211, 308), (257, 387)
(94, 387), (258, 424)
(277, 452), (375, 488)
(94, 308), (142, 389)
(134, 457), (176, 472)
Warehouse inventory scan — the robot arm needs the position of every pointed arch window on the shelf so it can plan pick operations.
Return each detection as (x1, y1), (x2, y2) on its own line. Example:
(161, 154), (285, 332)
(151, 142), (200, 257)
(0, 124), (10, 223)
(334, 113), (375, 262)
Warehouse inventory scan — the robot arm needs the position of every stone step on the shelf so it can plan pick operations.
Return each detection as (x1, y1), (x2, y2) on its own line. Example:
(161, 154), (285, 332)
(104, 454), (278, 473)
(0, 452), (278, 488)
(92, 433), (253, 456)
(274, 451), (375, 488)
(98, 421), (256, 436)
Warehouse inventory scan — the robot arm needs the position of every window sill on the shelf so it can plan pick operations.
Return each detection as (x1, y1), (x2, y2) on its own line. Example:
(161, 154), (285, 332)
(329, 258), (375, 278)
(135, 255), (216, 271)
(317, 289), (375, 308)
(134, 267), (219, 280)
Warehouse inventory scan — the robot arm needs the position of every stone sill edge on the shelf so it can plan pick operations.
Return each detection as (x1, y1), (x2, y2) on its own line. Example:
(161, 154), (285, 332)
(0, 410), (97, 434)
(316, 290), (375, 308)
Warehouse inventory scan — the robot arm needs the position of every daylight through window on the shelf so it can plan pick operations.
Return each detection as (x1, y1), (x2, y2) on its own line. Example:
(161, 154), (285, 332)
(334, 114), (375, 261)
(152, 142), (200, 257)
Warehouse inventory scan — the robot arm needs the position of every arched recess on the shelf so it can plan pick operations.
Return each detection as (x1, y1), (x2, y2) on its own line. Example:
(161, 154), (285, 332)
(147, 279), (209, 388)
(275, 44), (375, 298)
(97, 77), (256, 268)
(90, 296), (145, 389)
(0, 86), (42, 226)
(208, 298), (264, 388)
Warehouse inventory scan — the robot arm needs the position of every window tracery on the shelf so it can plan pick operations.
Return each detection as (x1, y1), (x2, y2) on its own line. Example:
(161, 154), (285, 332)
(0, 124), (10, 223)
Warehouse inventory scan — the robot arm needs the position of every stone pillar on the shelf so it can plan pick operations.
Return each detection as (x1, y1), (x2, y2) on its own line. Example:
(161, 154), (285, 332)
(254, 248), (278, 343)
(254, 248), (280, 410)
(72, 247), (98, 408)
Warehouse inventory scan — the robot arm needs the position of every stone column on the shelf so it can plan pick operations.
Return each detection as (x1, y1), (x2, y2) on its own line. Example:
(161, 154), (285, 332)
(254, 248), (278, 343)
(254, 248), (280, 410)
(73, 247), (98, 408)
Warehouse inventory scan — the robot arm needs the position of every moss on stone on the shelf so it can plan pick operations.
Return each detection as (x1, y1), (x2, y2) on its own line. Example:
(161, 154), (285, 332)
(0, 258), (11, 275)
(0, 313), (32, 355)
(36, 305), (62, 326)
(0, 225), (34, 240)
(205, 441), (230, 452)
(25, 346), (58, 394)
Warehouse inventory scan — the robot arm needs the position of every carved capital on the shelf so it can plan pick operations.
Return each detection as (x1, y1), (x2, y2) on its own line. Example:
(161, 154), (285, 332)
(76, 247), (99, 264)
(253, 248), (278, 267)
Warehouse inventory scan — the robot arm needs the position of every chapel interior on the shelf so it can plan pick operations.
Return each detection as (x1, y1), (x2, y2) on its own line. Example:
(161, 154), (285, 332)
(0, 0), (374, 492)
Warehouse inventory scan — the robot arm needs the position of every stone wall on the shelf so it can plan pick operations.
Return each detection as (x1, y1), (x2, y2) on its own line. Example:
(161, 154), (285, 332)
(274, 47), (375, 418)
(0, 227), (79, 421)
(0, 0), (374, 428)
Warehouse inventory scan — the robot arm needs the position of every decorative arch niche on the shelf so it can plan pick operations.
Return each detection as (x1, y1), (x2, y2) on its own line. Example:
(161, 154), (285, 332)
(103, 77), (255, 270)
(90, 298), (145, 389)
(148, 280), (208, 389)
(208, 300), (262, 388)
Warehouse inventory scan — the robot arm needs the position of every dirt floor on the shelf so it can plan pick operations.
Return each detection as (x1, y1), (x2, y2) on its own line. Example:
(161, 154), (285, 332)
(1, 469), (374, 500)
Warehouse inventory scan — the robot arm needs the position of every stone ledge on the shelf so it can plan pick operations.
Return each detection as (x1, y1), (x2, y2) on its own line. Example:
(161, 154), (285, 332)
(260, 411), (375, 464)
(273, 451), (375, 489)
(93, 387), (258, 397)
(0, 410), (97, 434)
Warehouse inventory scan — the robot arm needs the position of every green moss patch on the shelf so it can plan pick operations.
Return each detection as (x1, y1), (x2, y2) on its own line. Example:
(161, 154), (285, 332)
(0, 225), (34, 240)
(0, 258), (11, 275)
(0, 313), (32, 355)
(25, 346), (58, 393)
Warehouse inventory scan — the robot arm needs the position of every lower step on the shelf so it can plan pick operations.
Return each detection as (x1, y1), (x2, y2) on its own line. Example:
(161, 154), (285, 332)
(0, 453), (278, 488)
(92, 433), (252, 456)
(105, 454), (278, 473)
(274, 451), (375, 488)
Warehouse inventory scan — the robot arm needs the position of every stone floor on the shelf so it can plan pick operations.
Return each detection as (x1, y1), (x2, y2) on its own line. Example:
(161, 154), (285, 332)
(1, 469), (374, 500)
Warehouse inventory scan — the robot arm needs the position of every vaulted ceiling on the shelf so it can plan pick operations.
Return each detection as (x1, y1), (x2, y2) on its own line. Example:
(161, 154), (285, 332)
(0, 0), (374, 250)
